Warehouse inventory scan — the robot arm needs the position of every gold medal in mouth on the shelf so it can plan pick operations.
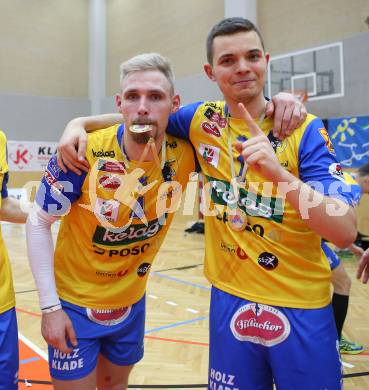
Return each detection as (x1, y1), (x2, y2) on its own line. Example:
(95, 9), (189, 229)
(129, 124), (154, 133)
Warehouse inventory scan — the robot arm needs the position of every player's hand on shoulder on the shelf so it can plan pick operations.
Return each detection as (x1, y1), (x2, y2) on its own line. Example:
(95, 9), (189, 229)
(266, 92), (307, 139)
(57, 119), (89, 175)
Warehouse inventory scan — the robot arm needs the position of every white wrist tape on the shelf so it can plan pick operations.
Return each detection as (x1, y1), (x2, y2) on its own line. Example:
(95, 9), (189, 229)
(41, 303), (62, 314)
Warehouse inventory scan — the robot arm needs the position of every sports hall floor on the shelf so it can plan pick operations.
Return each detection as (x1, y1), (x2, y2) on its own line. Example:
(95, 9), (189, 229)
(4, 213), (369, 389)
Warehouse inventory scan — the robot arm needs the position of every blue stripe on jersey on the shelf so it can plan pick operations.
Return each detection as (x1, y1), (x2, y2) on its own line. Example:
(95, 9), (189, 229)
(167, 102), (203, 140)
(298, 118), (354, 205)
(1, 172), (9, 199)
(117, 124), (124, 149)
(35, 155), (87, 216)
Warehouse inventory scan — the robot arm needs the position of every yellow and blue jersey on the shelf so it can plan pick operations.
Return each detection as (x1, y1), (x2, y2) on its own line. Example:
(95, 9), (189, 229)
(36, 125), (195, 308)
(0, 130), (15, 314)
(167, 101), (354, 309)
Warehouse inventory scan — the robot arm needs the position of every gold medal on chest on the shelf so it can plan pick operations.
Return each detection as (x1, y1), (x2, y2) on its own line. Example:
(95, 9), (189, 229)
(227, 207), (248, 231)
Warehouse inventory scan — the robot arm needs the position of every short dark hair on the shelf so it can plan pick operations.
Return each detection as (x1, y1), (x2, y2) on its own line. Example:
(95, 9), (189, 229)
(206, 17), (265, 64)
(358, 163), (369, 177)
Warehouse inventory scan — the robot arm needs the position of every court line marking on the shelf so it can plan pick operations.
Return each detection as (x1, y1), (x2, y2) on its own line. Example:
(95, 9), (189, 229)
(145, 316), (208, 334)
(151, 271), (211, 291)
(20, 356), (41, 365)
(18, 332), (48, 361)
(342, 361), (355, 368)
(145, 335), (208, 347)
(165, 301), (178, 306)
(16, 307), (41, 317)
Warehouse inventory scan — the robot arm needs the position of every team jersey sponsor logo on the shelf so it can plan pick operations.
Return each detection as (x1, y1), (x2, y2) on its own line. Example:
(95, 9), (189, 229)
(257, 252), (279, 270)
(204, 107), (227, 128)
(162, 159), (177, 181)
(230, 303), (290, 346)
(44, 169), (64, 194)
(137, 262), (151, 277)
(158, 184), (182, 201)
(94, 198), (120, 222)
(329, 163), (344, 181)
(220, 241), (248, 260)
(86, 306), (131, 326)
(92, 217), (164, 246)
(92, 149), (115, 158)
(208, 176), (284, 223)
(98, 174), (121, 190)
(93, 243), (150, 258)
(97, 159), (126, 173)
(95, 269), (128, 278)
(267, 132), (288, 154)
(48, 155), (62, 178)
(201, 122), (221, 137)
(319, 128), (336, 155)
(166, 140), (177, 149)
(199, 144), (220, 168)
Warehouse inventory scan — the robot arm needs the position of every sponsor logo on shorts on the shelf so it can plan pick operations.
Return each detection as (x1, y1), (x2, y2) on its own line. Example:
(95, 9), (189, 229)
(209, 368), (238, 390)
(137, 262), (151, 277)
(51, 348), (84, 371)
(230, 303), (290, 346)
(257, 252), (279, 270)
(86, 306), (131, 326)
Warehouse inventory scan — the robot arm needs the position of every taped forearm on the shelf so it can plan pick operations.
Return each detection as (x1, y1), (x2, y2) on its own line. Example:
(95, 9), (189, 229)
(26, 206), (60, 310)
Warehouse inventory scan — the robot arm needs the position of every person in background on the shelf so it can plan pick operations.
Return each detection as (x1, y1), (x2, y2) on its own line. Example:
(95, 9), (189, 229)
(324, 164), (369, 354)
(0, 129), (29, 390)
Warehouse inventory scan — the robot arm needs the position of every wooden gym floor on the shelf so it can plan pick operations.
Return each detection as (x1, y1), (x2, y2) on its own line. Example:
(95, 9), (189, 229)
(3, 213), (369, 389)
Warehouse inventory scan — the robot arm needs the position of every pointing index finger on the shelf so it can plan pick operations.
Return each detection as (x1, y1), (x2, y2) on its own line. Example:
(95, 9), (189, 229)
(237, 102), (264, 137)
